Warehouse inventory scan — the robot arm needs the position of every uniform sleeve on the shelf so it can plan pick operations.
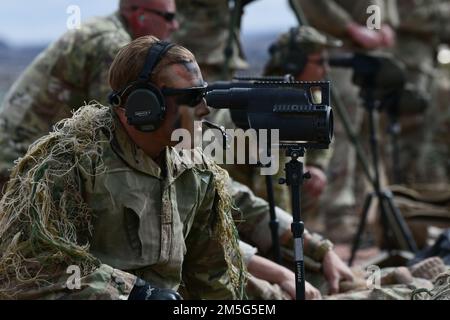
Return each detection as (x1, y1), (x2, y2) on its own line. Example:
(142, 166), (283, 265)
(294, 0), (390, 38)
(14, 264), (137, 300)
(181, 172), (244, 300)
(229, 179), (293, 254)
(397, 1), (450, 41)
(49, 30), (119, 107)
(305, 148), (333, 170)
(293, 0), (355, 37)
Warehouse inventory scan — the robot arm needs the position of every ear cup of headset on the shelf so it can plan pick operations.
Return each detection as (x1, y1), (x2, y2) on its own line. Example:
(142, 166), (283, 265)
(125, 84), (166, 132)
(283, 51), (308, 76)
(109, 40), (175, 132)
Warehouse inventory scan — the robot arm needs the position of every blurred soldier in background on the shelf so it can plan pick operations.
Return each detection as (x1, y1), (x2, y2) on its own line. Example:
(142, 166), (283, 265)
(387, 0), (450, 186)
(297, 0), (399, 243)
(0, 0), (179, 192)
(247, 26), (342, 230)
(173, 0), (251, 82)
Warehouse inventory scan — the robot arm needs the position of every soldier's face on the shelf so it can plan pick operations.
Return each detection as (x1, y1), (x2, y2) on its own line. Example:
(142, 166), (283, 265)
(130, 0), (179, 40)
(296, 51), (328, 81)
(157, 62), (209, 148)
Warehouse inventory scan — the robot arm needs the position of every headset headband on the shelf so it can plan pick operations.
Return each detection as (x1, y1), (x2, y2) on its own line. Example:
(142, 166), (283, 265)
(109, 40), (176, 106)
(139, 41), (175, 81)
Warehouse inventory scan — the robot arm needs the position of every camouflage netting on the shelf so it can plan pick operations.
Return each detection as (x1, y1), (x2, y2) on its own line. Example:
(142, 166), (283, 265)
(0, 104), (112, 298)
(412, 271), (450, 300)
(202, 156), (248, 300)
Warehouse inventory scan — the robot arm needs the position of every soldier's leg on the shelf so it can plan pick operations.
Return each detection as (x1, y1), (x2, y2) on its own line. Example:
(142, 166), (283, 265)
(389, 36), (440, 185)
(320, 67), (364, 243)
(417, 67), (450, 185)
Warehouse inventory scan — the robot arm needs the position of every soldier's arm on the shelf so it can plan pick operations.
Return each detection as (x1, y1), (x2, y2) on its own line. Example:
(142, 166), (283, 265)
(293, 0), (356, 37)
(397, 1), (450, 42)
(229, 179), (333, 263)
(181, 172), (246, 300)
(11, 264), (137, 300)
(49, 31), (118, 107)
(294, 0), (392, 38)
(305, 148), (333, 171)
(83, 35), (128, 105)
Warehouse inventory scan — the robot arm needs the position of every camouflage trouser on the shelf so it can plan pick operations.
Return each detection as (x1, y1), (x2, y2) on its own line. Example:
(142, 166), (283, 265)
(385, 35), (449, 185)
(416, 68), (450, 184)
(319, 67), (365, 242)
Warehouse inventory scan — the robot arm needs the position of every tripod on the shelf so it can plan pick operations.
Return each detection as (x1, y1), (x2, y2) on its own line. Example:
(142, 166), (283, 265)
(349, 88), (418, 266)
(277, 144), (310, 300)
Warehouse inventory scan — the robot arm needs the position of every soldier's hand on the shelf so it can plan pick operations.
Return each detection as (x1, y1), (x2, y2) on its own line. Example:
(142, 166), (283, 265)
(305, 281), (322, 300)
(304, 166), (327, 198)
(346, 23), (384, 49)
(128, 278), (183, 300)
(380, 24), (396, 47)
(280, 276), (322, 300)
(322, 250), (354, 295)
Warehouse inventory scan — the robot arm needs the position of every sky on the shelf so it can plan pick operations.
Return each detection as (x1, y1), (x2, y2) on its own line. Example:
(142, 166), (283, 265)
(0, 0), (298, 46)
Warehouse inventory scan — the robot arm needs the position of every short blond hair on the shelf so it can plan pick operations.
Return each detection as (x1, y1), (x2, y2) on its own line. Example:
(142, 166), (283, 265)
(108, 35), (195, 91)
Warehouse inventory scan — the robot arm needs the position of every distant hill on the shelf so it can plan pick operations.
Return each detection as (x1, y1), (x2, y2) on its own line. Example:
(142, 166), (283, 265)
(0, 32), (279, 96)
(238, 31), (279, 77)
(0, 43), (46, 98)
(0, 39), (8, 50)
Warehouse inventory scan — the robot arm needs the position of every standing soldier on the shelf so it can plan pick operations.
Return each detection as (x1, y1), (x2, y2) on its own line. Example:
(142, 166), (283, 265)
(296, 0), (399, 243)
(0, 0), (180, 192)
(388, 0), (450, 186)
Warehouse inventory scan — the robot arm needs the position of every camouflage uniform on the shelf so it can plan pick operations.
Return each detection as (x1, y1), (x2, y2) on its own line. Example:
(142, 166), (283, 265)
(0, 12), (132, 187)
(0, 106), (245, 300)
(297, 0), (399, 242)
(386, 0), (450, 185)
(173, 0), (249, 82)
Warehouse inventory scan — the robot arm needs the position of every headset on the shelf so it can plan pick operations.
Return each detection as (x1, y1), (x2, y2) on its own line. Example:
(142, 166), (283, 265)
(109, 41), (176, 132)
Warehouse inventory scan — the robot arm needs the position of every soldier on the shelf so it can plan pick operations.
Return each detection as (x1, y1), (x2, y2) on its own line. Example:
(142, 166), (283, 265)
(0, 1), (356, 300)
(386, 0), (450, 186)
(252, 26), (342, 224)
(0, 36), (246, 300)
(297, 0), (399, 243)
(0, 0), (179, 192)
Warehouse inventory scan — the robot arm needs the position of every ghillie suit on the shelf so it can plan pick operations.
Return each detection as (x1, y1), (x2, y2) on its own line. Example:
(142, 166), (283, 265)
(0, 104), (246, 300)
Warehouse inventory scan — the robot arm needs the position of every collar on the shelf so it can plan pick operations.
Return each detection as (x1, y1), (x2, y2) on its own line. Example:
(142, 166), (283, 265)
(110, 113), (199, 182)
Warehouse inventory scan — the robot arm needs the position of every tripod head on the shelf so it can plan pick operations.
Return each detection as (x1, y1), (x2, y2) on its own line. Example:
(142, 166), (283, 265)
(329, 52), (406, 113)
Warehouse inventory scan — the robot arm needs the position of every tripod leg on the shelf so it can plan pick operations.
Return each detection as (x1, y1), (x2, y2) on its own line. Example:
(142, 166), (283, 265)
(349, 193), (374, 266)
(382, 192), (418, 253)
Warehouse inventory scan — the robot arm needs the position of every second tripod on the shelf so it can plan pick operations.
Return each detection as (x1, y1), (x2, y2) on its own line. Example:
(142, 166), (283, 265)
(349, 87), (418, 266)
